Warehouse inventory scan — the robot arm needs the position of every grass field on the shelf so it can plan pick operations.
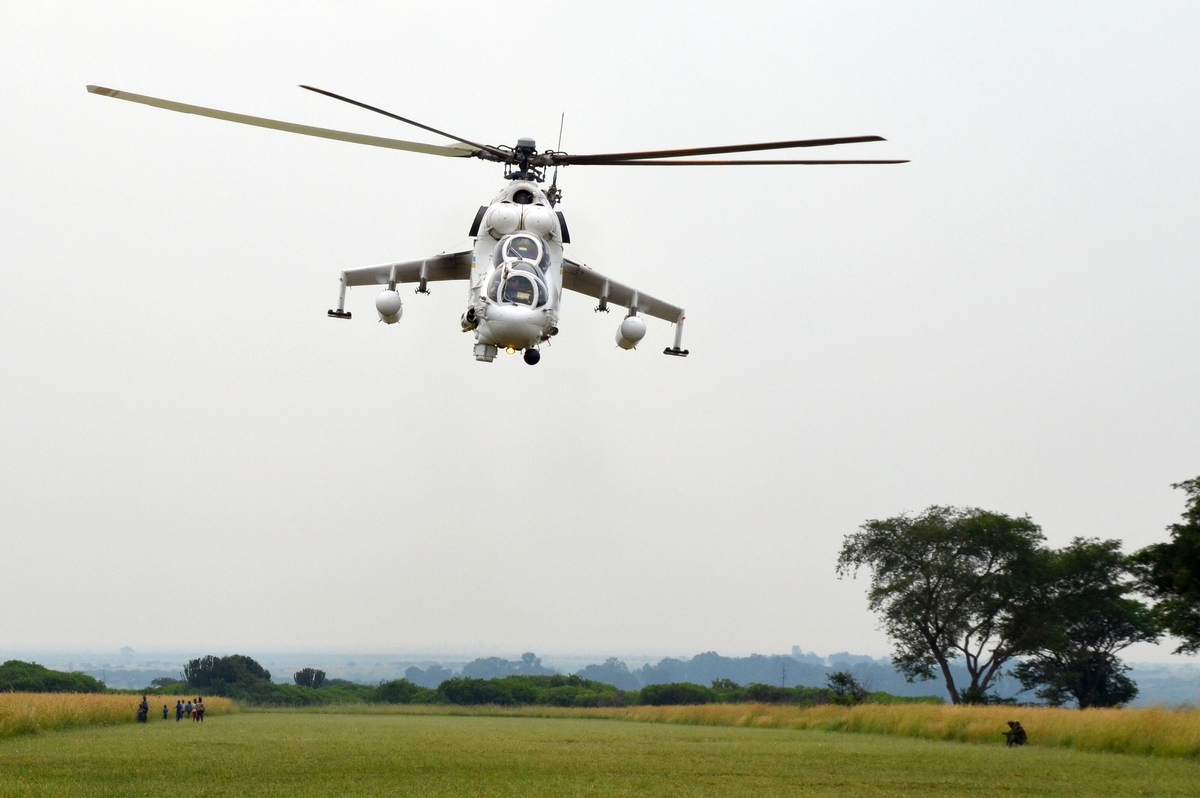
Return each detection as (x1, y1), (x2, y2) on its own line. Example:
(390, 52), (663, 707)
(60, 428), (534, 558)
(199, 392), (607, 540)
(266, 700), (1200, 759)
(0, 694), (235, 739)
(2, 711), (1199, 797)
(565, 702), (1200, 758)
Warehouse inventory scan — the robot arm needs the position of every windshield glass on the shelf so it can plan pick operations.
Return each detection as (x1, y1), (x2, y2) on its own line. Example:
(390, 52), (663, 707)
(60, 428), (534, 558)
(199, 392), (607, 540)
(503, 275), (536, 306)
(487, 270), (503, 302)
(505, 236), (540, 261)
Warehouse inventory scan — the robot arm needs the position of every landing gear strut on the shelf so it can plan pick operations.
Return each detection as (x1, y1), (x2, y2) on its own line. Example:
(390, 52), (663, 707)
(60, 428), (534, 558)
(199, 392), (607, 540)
(663, 313), (689, 357)
(328, 275), (352, 319)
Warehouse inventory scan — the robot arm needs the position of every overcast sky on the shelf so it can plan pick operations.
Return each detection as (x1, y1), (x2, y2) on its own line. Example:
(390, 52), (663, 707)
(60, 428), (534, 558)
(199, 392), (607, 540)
(1, 2), (1197, 664)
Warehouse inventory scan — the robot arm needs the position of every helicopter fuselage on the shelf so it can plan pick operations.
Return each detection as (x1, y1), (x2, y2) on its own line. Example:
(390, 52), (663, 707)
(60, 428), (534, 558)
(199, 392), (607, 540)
(463, 180), (566, 362)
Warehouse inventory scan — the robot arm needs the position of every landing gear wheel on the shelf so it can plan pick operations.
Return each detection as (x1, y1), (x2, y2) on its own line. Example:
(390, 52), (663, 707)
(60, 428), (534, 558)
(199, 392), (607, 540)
(523, 348), (541, 366)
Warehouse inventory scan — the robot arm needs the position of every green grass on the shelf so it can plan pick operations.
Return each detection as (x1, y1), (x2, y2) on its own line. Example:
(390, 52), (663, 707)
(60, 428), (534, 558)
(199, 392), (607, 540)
(2, 711), (1198, 797)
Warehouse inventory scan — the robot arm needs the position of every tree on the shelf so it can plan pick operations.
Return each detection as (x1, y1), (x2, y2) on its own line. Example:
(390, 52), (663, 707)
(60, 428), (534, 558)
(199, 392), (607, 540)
(1014, 538), (1159, 708)
(0, 660), (104, 693)
(183, 654), (271, 688)
(1133, 477), (1200, 654)
(837, 506), (1048, 704)
(826, 671), (869, 705)
(293, 668), (326, 689)
(575, 658), (642, 691)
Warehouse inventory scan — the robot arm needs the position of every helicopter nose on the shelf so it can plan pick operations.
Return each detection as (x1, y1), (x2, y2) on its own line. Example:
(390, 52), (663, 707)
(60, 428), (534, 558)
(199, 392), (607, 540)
(479, 304), (544, 350)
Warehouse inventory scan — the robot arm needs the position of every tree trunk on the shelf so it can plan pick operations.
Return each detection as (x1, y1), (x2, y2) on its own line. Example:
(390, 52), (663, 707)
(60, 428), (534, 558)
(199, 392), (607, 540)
(925, 630), (960, 704)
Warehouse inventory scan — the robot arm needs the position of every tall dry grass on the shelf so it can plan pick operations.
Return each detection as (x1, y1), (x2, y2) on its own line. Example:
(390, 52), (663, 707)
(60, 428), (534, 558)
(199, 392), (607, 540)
(250, 705), (1200, 758)
(256, 702), (1200, 759)
(0, 693), (236, 738)
(589, 703), (1200, 758)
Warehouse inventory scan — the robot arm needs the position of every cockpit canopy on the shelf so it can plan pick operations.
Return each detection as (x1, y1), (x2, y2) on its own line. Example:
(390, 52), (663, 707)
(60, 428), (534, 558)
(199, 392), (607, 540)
(487, 234), (552, 308)
(492, 234), (549, 272)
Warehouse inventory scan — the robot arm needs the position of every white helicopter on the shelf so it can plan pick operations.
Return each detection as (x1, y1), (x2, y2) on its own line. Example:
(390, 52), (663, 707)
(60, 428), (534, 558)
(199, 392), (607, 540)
(87, 85), (906, 364)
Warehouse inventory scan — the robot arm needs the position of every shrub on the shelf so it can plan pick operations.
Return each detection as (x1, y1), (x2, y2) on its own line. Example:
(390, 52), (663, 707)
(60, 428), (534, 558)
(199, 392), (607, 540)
(439, 677), (516, 705)
(827, 671), (869, 705)
(375, 679), (431, 704)
(745, 683), (796, 704)
(639, 683), (715, 705)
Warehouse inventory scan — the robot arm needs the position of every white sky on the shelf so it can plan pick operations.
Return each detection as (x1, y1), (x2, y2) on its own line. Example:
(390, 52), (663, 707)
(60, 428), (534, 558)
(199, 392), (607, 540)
(0, 1), (1197, 665)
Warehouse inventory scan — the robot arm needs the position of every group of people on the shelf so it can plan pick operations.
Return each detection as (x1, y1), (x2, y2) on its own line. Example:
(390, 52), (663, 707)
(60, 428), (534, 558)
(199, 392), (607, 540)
(173, 698), (205, 722)
(135, 696), (205, 723)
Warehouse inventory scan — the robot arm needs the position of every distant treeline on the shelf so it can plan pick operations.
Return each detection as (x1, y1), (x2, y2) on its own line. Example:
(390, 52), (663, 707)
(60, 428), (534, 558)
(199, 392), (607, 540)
(132, 654), (938, 708)
(400, 652), (992, 703)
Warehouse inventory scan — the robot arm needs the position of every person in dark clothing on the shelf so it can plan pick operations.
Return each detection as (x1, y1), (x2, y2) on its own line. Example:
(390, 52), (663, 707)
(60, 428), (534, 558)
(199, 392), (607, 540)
(1003, 721), (1027, 747)
(175, 701), (183, 721)
(162, 704), (169, 720)
(136, 696), (149, 723)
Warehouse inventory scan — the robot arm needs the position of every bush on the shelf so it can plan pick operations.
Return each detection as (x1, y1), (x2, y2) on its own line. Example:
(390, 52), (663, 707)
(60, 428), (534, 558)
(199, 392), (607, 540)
(0, 661), (105, 693)
(639, 683), (716, 705)
(374, 679), (434, 704)
(744, 683), (797, 703)
(439, 677), (516, 705)
(827, 671), (869, 705)
(434, 675), (629, 707)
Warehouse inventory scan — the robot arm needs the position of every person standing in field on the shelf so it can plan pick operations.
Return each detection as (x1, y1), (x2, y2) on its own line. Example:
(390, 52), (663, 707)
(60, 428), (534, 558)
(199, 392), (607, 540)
(175, 700), (183, 721)
(137, 696), (148, 723)
(162, 704), (168, 720)
(196, 697), (205, 722)
(192, 698), (200, 722)
(184, 699), (192, 720)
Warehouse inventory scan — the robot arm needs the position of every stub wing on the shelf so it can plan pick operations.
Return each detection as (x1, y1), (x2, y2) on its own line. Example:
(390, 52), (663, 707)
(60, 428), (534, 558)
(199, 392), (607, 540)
(342, 251), (472, 286)
(561, 259), (684, 324)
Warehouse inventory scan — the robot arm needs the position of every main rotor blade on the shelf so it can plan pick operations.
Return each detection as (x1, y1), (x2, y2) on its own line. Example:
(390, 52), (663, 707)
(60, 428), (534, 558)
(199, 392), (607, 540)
(300, 85), (508, 161)
(580, 159), (910, 166)
(548, 136), (887, 165)
(86, 85), (475, 158)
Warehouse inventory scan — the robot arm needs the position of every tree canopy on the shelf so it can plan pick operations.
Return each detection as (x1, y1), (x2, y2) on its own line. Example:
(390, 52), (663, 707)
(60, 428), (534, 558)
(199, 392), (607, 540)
(837, 506), (1047, 704)
(1133, 477), (1200, 654)
(293, 668), (326, 689)
(0, 660), (105, 693)
(1014, 538), (1158, 707)
(183, 654), (271, 689)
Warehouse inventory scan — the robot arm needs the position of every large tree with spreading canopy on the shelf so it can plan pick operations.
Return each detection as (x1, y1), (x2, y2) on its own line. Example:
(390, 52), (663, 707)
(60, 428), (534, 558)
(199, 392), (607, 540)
(837, 506), (1048, 704)
(1133, 477), (1200, 654)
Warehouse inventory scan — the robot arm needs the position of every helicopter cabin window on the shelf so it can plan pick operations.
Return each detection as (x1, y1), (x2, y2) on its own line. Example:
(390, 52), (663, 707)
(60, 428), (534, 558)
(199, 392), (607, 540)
(493, 234), (544, 268)
(502, 275), (536, 306)
(506, 235), (540, 261)
(487, 270), (504, 302)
